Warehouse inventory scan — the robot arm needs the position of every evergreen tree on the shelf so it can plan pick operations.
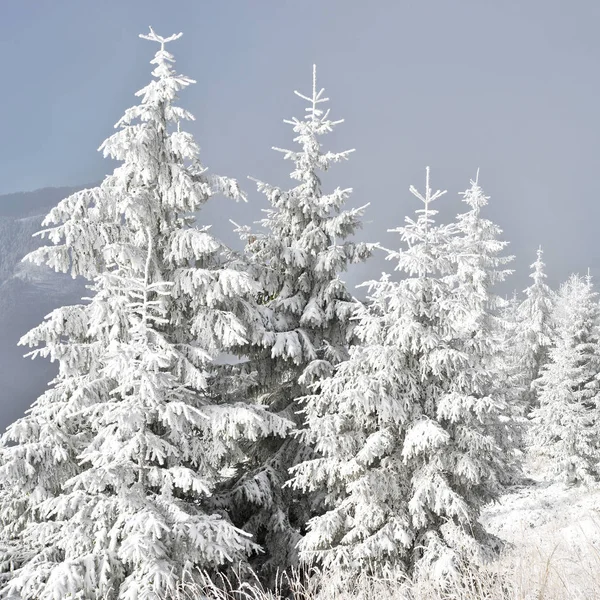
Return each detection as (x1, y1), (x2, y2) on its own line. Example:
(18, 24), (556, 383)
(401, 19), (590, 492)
(450, 174), (513, 341)
(223, 66), (371, 578)
(450, 176), (520, 476)
(515, 247), (555, 410)
(496, 291), (522, 386)
(496, 289), (530, 451)
(0, 29), (289, 600)
(291, 171), (511, 580)
(530, 274), (600, 484)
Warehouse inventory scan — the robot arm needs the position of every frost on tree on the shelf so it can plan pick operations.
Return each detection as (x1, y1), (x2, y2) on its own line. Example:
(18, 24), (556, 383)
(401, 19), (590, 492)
(530, 274), (600, 485)
(450, 173), (513, 343)
(291, 170), (511, 580)
(0, 29), (289, 600)
(496, 289), (529, 442)
(222, 66), (371, 578)
(450, 176), (521, 477)
(514, 247), (555, 410)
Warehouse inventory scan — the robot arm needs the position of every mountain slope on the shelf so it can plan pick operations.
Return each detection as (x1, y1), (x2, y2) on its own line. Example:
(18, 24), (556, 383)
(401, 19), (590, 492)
(0, 187), (86, 431)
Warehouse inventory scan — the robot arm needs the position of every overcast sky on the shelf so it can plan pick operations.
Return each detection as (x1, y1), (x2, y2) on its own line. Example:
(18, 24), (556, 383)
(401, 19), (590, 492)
(3, 0), (600, 290)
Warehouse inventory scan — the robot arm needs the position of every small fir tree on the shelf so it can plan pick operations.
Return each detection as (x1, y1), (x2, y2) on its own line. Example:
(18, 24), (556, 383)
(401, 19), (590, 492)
(496, 289), (529, 448)
(223, 66), (371, 579)
(0, 29), (289, 600)
(530, 273), (600, 484)
(515, 247), (555, 410)
(450, 173), (513, 342)
(291, 170), (511, 580)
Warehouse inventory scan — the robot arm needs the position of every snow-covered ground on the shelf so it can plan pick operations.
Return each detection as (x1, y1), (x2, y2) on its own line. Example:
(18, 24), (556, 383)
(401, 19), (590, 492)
(481, 459), (600, 599)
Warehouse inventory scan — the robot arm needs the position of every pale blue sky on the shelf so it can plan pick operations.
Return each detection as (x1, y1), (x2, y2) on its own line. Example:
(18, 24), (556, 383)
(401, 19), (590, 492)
(3, 0), (600, 288)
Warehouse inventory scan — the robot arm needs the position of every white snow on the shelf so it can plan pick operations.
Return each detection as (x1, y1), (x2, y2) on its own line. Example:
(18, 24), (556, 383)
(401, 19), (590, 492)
(481, 457), (600, 599)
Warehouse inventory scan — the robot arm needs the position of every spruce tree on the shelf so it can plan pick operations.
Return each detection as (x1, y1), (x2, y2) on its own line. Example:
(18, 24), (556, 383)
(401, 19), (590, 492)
(223, 66), (371, 578)
(450, 174), (513, 340)
(0, 29), (289, 600)
(496, 289), (530, 451)
(515, 247), (555, 410)
(450, 176), (520, 476)
(530, 273), (600, 484)
(291, 171), (511, 580)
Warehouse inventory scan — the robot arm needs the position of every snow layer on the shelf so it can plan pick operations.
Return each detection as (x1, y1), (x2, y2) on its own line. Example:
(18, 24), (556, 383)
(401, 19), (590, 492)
(482, 459), (600, 599)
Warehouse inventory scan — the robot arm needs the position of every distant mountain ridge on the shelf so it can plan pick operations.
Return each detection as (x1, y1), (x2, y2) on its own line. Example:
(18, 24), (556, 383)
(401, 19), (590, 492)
(0, 185), (83, 218)
(0, 185), (87, 431)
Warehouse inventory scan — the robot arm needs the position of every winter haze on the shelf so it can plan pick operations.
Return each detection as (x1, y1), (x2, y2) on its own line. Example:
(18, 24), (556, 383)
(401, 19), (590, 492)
(1, 1), (598, 428)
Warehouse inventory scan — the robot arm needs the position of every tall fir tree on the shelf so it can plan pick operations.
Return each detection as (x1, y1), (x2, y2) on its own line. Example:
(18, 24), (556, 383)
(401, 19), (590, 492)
(291, 171), (512, 580)
(0, 29), (289, 600)
(222, 66), (371, 579)
(515, 247), (555, 410)
(530, 273), (600, 484)
(450, 176), (520, 475)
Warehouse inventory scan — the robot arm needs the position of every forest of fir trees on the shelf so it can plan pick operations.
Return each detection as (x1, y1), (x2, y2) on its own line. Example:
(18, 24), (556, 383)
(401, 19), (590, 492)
(0, 28), (597, 599)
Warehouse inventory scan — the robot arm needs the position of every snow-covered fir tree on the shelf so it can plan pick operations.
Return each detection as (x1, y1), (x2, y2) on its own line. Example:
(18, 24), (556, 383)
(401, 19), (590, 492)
(514, 247), (555, 410)
(0, 29), (289, 600)
(495, 290), (521, 379)
(450, 174), (513, 343)
(530, 273), (600, 485)
(291, 170), (512, 580)
(495, 289), (529, 445)
(222, 66), (371, 578)
(450, 176), (520, 474)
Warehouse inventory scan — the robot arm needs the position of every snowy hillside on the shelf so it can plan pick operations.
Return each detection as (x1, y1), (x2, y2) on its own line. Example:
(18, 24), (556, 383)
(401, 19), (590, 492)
(0, 187), (85, 430)
(477, 457), (600, 600)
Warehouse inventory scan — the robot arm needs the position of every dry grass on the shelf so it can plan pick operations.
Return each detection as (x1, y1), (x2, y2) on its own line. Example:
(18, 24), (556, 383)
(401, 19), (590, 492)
(162, 531), (600, 600)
